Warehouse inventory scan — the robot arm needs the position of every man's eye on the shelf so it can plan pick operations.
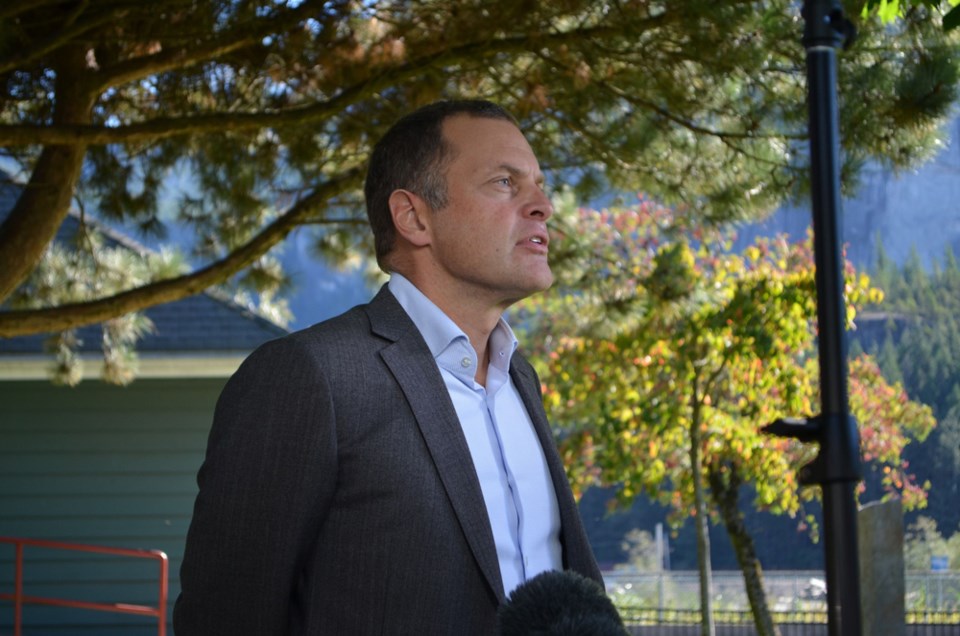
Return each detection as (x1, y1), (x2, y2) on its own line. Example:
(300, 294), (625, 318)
(495, 177), (512, 186)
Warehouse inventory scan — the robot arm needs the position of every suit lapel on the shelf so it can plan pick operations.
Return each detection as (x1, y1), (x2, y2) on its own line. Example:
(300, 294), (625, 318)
(365, 287), (506, 601)
(510, 357), (589, 573)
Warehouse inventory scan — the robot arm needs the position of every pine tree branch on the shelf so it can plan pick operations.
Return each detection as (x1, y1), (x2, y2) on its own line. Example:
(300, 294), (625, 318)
(1, 24), (606, 311)
(0, 0), (341, 87)
(0, 5), (124, 77)
(0, 144), (88, 303)
(0, 0), (69, 21)
(0, 44), (97, 304)
(88, 0), (343, 93)
(0, 26), (626, 146)
(0, 167), (363, 337)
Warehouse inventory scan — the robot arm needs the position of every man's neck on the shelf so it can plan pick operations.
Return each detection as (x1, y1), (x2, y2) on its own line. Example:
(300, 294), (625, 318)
(431, 292), (500, 387)
(395, 270), (509, 386)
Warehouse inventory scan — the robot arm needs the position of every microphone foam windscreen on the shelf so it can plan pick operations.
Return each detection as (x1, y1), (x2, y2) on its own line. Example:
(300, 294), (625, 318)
(497, 569), (628, 636)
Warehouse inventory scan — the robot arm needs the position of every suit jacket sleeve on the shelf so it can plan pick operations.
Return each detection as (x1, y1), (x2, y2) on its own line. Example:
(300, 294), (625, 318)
(174, 336), (337, 635)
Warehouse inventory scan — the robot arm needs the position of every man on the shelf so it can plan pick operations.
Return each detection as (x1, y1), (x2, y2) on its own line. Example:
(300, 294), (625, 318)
(173, 99), (602, 635)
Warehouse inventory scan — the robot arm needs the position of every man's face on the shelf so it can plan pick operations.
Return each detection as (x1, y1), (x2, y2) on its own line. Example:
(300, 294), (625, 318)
(425, 114), (554, 308)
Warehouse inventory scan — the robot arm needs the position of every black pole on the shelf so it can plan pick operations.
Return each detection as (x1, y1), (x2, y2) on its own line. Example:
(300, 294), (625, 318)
(764, 2), (863, 635)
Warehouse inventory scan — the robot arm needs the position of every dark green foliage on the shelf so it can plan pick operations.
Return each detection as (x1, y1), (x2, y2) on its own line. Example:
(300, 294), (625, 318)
(856, 244), (960, 535)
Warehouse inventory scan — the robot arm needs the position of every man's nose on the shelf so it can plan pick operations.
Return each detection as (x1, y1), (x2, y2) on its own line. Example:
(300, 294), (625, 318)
(523, 186), (554, 220)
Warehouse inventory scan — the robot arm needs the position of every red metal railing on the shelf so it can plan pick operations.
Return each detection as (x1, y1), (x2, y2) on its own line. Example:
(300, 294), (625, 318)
(0, 536), (168, 636)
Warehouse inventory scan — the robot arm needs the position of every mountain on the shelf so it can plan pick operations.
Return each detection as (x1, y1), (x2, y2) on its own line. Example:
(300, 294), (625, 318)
(733, 114), (960, 271)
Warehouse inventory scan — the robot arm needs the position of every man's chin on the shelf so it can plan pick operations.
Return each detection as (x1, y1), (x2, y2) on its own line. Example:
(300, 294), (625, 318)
(538, 271), (555, 290)
(502, 276), (553, 306)
(525, 272), (555, 295)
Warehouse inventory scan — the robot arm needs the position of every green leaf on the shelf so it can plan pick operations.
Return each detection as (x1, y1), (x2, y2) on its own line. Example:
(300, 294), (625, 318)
(879, 0), (902, 23)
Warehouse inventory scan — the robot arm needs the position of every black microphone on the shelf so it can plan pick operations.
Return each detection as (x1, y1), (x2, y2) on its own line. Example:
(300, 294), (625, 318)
(497, 569), (628, 635)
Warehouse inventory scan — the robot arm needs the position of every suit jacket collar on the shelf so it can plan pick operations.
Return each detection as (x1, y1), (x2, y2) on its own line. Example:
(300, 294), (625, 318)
(364, 285), (506, 601)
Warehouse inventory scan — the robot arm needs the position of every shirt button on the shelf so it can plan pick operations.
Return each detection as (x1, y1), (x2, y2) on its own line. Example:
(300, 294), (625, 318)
(460, 357), (472, 368)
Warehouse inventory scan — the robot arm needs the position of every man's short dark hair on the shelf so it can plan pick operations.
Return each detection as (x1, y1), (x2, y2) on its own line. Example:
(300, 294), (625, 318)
(364, 99), (518, 272)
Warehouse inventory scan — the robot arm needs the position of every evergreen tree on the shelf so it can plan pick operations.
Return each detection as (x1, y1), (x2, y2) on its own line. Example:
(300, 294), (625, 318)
(876, 332), (903, 385)
(859, 244), (960, 537)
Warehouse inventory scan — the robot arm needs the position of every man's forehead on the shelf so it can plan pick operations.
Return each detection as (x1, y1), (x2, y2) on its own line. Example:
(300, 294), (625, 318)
(442, 114), (524, 146)
(442, 116), (541, 170)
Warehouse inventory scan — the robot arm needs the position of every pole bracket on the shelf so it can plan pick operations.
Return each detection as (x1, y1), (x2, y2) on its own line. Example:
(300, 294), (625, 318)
(762, 413), (862, 486)
(802, 0), (857, 50)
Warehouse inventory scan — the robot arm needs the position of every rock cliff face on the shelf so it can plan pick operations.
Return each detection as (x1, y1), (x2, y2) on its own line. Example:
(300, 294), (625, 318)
(734, 115), (960, 270)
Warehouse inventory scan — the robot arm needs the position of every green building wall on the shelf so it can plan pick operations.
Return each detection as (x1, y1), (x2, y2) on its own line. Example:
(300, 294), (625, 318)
(0, 377), (225, 635)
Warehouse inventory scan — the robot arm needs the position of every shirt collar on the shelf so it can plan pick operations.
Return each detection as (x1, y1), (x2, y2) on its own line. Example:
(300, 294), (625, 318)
(388, 273), (519, 371)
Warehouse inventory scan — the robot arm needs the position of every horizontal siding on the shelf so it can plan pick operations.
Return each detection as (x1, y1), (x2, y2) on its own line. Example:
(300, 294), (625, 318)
(0, 519), (192, 542)
(0, 378), (226, 635)
(2, 452), (203, 474)
(0, 474), (199, 496)
(1, 431), (209, 452)
(7, 608), (164, 636)
(0, 556), (169, 580)
(1, 580), (168, 605)
(3, 494), (197, 517)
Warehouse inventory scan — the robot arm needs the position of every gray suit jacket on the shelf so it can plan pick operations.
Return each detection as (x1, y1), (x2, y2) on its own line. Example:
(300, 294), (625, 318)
(174, 286), (601, 635)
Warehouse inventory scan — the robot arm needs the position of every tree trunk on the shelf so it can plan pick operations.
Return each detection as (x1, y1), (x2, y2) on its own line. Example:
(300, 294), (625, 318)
(689, 395), (716, 636)
(0, 44), (94, 303)
(708, 462), (781, 636)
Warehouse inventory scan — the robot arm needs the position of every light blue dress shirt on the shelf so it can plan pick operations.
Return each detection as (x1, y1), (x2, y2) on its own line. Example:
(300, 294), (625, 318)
(388, 274), (563, 596)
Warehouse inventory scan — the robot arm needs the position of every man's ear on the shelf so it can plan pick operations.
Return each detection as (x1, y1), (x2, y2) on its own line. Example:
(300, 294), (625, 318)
(389, 189), (431, 247)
